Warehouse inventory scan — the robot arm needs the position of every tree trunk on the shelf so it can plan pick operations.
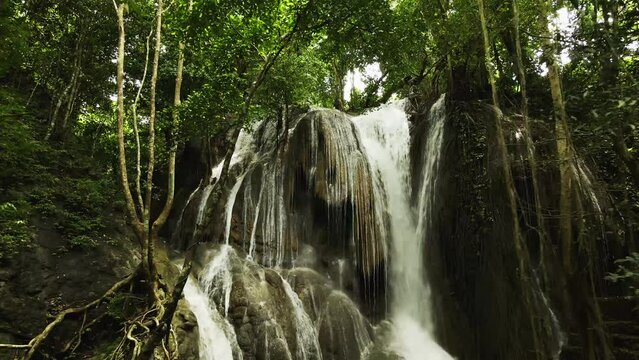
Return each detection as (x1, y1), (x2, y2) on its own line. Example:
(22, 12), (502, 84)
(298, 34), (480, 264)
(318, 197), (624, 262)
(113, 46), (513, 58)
(115, 2), (145, 242)
(58, 62), (82, 139)
(436, 0), (454, 92)
(597, 1), (639, 188)
(614, 128), (639, 188)
(540, 2), (614, 358)
(332, 58), (345, 111)
(512, 0), (549, 269)
(539, 0), (574, 276)
(131, 27), (154, 216)
(46, 79), (73, 141)
(145, 0), (164, 304)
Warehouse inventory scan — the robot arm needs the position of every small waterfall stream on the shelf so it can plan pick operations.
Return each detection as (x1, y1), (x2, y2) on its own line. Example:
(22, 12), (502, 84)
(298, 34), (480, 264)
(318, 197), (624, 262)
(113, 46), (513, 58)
(280, 275), (323, 360)
(182, 246), (243, 360)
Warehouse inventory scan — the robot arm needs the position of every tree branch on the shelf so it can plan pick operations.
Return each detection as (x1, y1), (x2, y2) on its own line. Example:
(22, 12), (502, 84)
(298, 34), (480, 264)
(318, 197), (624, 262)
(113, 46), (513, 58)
(153, 0), (193, 231)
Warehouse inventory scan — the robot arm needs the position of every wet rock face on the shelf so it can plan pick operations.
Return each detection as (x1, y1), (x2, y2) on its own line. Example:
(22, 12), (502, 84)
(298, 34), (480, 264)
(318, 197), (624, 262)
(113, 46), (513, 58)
(193, 247), (306, 360)
(228, 264), (299, 360)
(192, 244), (373, 360)
(285, 268), (333, 323)
(206, 110), (387, 316)
(317, 292), (373, 360)
(361, 321), (402, 360)
(172, 299), (200, 360)
(284, 268), (374, 360)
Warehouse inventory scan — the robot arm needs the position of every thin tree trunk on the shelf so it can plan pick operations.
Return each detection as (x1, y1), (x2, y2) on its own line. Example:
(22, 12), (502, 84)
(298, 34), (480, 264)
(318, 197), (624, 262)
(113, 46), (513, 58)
(437, 0), (454, 92)
(332, 58), (345, 111)
(145, 0), (164, 302)
(115, 2), (145, 242)
(26, 81), (39, 106)
(539, 0), (574, 276)
(153, 0), (192, 232)
(59, 62), (82, 138)
(45, 80), (73, 141)
(598, 1), (639, 187)
(614, 128), (639, 187)
(46, 36), (84, 141)
(512, 0), (548, 269)
(138, 254), (193, 360)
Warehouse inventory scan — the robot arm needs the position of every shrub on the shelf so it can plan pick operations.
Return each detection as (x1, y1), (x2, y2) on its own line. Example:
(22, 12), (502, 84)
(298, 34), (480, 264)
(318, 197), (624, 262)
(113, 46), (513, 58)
(606, 253), (639, 297)
(0, 201), (34, 259)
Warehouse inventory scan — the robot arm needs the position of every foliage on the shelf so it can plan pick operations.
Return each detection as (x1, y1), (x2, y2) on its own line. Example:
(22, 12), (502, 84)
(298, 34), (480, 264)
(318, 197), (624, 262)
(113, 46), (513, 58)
(0, 201), (34, 259)
(0, 1), (28, 77)
(0, 87), (121, 253)
(606, 252), (639, 297)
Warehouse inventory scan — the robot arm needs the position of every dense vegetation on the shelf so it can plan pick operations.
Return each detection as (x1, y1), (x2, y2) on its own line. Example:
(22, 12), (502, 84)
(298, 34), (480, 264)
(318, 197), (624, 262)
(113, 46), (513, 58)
(0, 0), (638, 358)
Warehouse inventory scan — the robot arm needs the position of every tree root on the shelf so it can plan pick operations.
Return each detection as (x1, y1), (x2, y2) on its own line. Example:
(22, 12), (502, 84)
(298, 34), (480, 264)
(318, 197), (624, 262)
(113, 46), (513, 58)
(0, 272), (136, 359)
(1, 253), (193, 360)
(137, 255), (193, 359)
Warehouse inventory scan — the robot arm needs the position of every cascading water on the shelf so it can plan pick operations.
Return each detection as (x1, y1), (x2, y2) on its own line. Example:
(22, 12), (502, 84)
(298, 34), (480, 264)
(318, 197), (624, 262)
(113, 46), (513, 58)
(183, 278), (236, 360)
(182, 246), (243, 360)
(280, 275), (323, 360)
(353, 96), (452, 360)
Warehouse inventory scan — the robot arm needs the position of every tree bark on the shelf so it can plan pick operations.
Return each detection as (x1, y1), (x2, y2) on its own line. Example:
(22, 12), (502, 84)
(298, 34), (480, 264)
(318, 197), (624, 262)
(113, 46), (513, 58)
(332, 58), (345, 111)
(138, 255), (193, 359)
(153, 0), (193, 232)
(58, 43), (83, 139)
(614, 127), (639, 187)
(478, 0), (525, 280)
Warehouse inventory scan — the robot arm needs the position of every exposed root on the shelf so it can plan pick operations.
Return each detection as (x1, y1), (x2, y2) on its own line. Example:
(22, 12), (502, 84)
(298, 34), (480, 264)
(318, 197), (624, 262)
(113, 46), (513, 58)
(0, 344), (31, 349)
(0, 272), (136, 359)
(126, 324), (142, 358)
(137, 255), (193, 359)
(60, 310), (87, 355)
(1, 254), (193, 360)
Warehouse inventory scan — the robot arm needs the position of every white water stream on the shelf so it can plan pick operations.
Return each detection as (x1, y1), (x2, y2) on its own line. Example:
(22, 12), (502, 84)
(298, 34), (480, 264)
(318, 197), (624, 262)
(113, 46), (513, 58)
(182, 246), (242, 360)
(353, 96), (452, 360)
(183, 278), (236, 360)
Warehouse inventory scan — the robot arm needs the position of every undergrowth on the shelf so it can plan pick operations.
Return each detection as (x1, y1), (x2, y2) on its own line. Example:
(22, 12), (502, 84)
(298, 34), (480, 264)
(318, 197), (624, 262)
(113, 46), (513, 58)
(0, 86), (122, 259)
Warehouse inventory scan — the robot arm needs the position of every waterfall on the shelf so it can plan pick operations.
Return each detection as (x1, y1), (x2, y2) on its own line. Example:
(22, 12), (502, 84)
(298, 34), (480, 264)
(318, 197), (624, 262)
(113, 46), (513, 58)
(221, 110), (388, 284)
(353, 96), (452, 360)
(224, 172), (249, 246)
(186, 98), (455, 360)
